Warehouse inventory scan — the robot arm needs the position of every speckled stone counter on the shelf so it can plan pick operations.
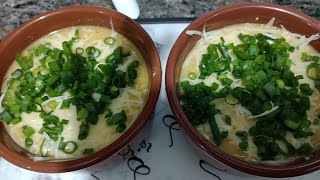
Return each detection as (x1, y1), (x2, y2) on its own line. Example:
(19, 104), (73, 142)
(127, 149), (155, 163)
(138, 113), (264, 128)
(0, 0), (319, 40)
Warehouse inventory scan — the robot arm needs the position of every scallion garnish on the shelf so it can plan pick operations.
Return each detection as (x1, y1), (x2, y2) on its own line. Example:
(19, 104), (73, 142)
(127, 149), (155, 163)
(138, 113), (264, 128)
(22, 125), (35, 138)
(83, 148), (94, 155)
(180, 32), (320, 160)
(188, 72), (197, 80)
(61, 141), (78, 154)
(104, 37), (116, 45)
(40, 138), (49, 157)
(0, 28), (140, 157)
(75, 47), (84, 55)
(25, 137), (33, 147)
(86, 46), (101, 58)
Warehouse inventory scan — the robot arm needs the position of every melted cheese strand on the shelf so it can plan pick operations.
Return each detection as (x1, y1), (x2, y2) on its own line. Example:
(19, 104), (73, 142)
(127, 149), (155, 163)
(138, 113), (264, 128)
(248, 102), (279, 119)
(110, 17), (116, 37)
(266, 17), (276, 27)
(186, 30), (202, 36)
(202, 26), (210, 44)
(0, 86), (8, 113)
(41, 92), (71, 106)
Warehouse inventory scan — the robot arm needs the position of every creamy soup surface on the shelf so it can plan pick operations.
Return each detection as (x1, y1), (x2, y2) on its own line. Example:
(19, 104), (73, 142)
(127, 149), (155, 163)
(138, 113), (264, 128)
(0, 26), (149, 160)
(180, 23), (320, 163)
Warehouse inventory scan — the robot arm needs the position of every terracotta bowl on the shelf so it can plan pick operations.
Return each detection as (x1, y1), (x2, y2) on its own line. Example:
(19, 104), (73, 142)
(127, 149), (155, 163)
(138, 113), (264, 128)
(0, 6), (161, 172)
(166, 2), (320, 178)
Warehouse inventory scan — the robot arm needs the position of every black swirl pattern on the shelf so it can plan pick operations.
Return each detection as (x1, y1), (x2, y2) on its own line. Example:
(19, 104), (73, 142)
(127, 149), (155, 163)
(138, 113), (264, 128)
(90, 173), (100, 180)
(118, 141), (152, 180)
(199, 159), (227, 180)
(162, 114), (181, 147)
(137, 139), (152, 152)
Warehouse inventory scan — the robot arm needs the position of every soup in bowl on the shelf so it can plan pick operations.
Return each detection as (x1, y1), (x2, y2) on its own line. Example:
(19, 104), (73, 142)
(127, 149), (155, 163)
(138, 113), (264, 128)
(0, 6), (161, 172)
(166, 2), (320, 177)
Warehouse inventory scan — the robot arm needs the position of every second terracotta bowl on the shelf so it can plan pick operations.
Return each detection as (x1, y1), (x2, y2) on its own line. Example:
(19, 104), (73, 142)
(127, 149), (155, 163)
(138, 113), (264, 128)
(166, 2), (320, 177)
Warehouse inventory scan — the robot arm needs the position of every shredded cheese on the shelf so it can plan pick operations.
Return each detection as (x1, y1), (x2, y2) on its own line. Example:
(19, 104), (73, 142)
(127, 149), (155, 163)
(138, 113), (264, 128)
(266, 17), (276, 27)
(33, 156), (55, 162)
(298, 34), (320, 48)
(41, 92), (71, 106)
(247, 102), (279, 119)
(259, 32), (279, 39)
(202, 26), (210, 44)
(110, 17), (116, 37)
(0, 87), (8, 113)
(186, 30), (202, 36)
(117, 52), (135, 72)
(91, 92), (101, 102)
(185, 28), (210, 44)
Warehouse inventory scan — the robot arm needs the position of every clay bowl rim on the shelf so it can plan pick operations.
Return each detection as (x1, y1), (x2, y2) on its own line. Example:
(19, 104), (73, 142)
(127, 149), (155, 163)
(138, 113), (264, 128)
(166, 2), (320, 178)
(0, 6), (161, 173)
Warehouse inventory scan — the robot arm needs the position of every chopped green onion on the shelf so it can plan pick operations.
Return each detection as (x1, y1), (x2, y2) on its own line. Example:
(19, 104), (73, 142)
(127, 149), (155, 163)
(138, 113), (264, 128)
(210, 82), (219, 91)
(276, 79), (285, 88)
(297, 143), (313, 155)
(188, 72), (197, 80)
(84, 102), (96, 112)
(60, 99), (71, 109)
(73, 29), (80, 42)
(58, 137), (66, 150)
(105, 108), (113, 118)
(208, 116), (223, 146)
(62, 141), (78, 154)
(300, 83), (313, 95)
(221, 77), (233, 86)
(224, 93), (239, 105)
(10, 116), (22, 125)
(76, 47), (84, 54)
(11, 69), (23, 79)
(263, 82), (278, 98)
(40, 68), (50, 76)
(61, 119), (69, 125)
(86, 46), (101, 58)
(225, 116), (232, 125)
(25, 138), (33, 147)
(239, 141), (248, 151)
(0, 110), (14, 124)
(16, 54), (33, 70)
(40, 138), (50, 156)
(47, 101), (59, 109)
(104, 37), (116, 45)
(301, 52), (320, 62)
(48, 61), (60, 72)
(116, 123), (126, 133)
(109, 110), (127, 125)
(78, 122), (89, 140)
(77, 108), (89, 119)
(45, 74), (60, 86)
(284, 119), (301, 129)
(307, 63), (320, 80)
(22, 126), (35, 138)
(83, 148), (94, 155)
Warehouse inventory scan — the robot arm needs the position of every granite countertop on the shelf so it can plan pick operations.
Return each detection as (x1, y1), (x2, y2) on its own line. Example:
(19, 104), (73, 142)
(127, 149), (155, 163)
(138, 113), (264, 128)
(0, 0), (319, 40)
